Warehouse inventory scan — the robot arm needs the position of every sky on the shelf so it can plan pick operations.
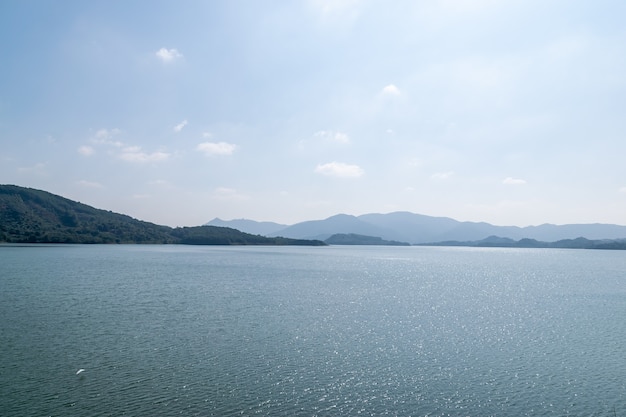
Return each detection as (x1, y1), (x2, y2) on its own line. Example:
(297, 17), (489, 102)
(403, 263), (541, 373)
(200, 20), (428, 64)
(1, 0), (626, 227)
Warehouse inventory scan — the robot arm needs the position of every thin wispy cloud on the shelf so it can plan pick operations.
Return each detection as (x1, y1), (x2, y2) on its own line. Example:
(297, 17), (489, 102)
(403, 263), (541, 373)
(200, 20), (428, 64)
(381, 84), (401, 96)
(149, 179), (171, 187)
(78, 146), (95, 156)
(173, 120), (188, 133)
(309, 0), (362, 24)
(197, 142), (238, 156)
(95, 128), (119, 139)
(91, 128), (123, 147)
(119, 147), (170, 163)
(86, 128), (171, 163)
(155, 48), (183, 62)
(503, 177), (527, 185)
(315, 162), (364, 178)
(431, 171), (454, 180)
(313, 130), (350, 144)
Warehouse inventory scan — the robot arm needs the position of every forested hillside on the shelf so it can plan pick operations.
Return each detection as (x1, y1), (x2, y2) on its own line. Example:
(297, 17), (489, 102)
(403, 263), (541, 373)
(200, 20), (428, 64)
(0, 185), (325, 246)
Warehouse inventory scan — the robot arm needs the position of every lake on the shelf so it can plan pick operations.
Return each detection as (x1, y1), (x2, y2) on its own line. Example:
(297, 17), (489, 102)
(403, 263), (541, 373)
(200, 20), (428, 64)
(1, 244), (625, 416)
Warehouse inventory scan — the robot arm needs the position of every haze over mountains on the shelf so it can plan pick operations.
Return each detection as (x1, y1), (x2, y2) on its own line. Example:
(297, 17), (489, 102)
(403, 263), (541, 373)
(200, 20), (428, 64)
(207, 212), (626, 244)
(2, 183), (625, 246)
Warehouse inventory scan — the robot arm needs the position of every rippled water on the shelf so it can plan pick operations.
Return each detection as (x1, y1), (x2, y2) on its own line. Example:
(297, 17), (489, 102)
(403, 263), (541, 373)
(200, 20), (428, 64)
(1, 244), (625, 416)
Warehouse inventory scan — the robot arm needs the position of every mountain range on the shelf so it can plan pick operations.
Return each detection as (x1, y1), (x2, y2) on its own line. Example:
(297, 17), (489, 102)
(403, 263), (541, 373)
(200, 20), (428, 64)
(419, 235), (626, 250)
(207, 212), (626, 244)
(3, 183), (624, 246)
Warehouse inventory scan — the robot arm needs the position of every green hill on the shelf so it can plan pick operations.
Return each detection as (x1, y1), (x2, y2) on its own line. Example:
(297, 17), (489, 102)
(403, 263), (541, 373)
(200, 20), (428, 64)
(0, 185), (325, 246)
(417, 235), (626, 250)
(325, 233), (410, 246)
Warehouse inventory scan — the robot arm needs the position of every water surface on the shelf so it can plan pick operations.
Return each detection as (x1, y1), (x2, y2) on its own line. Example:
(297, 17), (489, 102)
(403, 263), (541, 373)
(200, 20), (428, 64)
(1, 245), (625, 416)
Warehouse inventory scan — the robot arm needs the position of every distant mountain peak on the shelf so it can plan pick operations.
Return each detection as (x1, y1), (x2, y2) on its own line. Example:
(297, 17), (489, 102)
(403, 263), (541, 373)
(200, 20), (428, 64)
(268, 211), (626, 244)
(326, 213), (358, 220)
(200, 211), (626, 244)
(204, 217), (287, 236)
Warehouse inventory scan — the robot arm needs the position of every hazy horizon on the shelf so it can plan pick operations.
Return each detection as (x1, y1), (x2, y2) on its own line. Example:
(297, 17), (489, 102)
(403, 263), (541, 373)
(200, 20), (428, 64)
(2, 1), (625, 227)
(207, 211), (626, 229)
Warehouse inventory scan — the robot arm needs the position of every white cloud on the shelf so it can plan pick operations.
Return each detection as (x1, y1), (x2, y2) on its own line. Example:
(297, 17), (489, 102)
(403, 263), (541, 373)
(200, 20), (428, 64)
(156, 48), (183, 62)
(78, 146), (95, 156)
(197, 141), (238, 156)
(95, 128), (120, 139)
(619, 187), (626, 194)
(95, 128), (115, 139)
(314, 130), (351, 144)
(173, 120), (188, 133)
(315, 161), (364, 178)
(202, 132), (213, 138)
(123, 145), (141, 153)
(503, 177), (527, 185)
(334, 132), (350, 143)
(431, 171), (455, 180)
(381, 84), (401, 96)
(213, 187), (249, 201)
(119, 147), (170, 163)
(91, 128), (123, 147)
(87, 128), (171, 163)
(77, 180), (103, 188)
(149, 179), (171, 187)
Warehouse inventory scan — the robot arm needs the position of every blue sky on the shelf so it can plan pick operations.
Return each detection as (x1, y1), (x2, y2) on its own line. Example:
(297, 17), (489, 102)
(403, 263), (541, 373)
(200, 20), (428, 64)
(1, 0), (626, 227)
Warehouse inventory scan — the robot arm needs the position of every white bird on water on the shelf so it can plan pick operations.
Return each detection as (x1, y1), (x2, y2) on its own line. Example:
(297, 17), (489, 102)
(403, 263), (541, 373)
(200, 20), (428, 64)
(76, 369), (85, 375)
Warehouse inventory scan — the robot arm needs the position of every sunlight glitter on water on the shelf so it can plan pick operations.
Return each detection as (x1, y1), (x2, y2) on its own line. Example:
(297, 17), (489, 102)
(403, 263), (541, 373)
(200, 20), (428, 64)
(1, 245), (625, 416)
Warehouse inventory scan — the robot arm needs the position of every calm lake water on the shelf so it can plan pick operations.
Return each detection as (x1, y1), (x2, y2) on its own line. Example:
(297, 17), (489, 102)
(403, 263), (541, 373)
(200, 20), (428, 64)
(1, 244), (625, 416)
